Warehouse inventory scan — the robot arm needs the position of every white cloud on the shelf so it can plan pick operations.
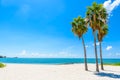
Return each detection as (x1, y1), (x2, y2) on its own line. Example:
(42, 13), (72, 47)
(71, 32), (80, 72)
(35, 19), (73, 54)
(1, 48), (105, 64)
(85, 45), (89, 48)
(96, 42), (100, 46)
(106, 46), (112, 50)
(103, 0), (120, 14)
(17, 47), (81, 58)
(20, 50), (27, 55)
(18, 52), (81, 58)
(92, 42), (99, 46)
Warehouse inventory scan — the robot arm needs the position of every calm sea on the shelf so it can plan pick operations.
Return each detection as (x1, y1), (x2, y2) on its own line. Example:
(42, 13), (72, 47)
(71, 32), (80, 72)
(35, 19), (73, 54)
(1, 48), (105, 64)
(0, 58), (120, 64)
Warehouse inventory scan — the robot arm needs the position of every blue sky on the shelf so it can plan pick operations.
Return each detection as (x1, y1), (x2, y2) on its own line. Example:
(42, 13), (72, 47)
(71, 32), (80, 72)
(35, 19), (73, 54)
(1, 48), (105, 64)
(0, 0), (120, 58)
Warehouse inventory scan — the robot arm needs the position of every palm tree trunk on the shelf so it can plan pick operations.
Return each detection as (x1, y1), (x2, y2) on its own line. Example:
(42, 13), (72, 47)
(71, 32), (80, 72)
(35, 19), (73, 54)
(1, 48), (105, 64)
(82, 36), (88, 71)
(93, 31), (99, 72)
(100, 41), (104, 70)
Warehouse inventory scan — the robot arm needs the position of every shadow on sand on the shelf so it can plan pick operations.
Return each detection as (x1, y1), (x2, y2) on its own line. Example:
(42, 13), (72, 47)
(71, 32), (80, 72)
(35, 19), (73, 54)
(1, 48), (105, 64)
(104, 70), (120, 73)
(95, 72), (120, 79)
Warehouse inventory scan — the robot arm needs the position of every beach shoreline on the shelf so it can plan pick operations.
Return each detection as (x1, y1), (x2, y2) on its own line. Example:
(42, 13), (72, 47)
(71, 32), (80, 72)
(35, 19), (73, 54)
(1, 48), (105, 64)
(0, 63), (120, 80)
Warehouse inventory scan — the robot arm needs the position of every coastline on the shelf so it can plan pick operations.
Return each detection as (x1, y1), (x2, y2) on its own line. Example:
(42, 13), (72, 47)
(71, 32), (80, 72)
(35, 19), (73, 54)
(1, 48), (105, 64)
(0, 63), (120, 80)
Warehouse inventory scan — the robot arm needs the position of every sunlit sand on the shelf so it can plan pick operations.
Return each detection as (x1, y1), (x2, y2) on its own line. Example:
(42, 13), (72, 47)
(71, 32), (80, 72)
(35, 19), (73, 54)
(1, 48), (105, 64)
(0, 63), (120, 80)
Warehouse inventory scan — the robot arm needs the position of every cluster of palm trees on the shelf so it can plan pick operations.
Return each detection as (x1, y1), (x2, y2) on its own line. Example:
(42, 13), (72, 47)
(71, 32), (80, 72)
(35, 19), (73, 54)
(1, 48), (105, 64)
(71, 2), (108, 72)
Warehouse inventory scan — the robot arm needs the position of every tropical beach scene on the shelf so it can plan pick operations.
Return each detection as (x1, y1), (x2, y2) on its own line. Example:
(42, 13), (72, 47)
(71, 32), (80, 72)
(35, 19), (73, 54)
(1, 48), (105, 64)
(0, 0), (120, 80)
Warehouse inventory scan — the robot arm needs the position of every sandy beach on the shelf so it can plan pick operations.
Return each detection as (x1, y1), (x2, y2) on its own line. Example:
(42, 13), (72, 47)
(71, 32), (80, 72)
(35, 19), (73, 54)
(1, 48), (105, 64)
(0, 63), (120, 80)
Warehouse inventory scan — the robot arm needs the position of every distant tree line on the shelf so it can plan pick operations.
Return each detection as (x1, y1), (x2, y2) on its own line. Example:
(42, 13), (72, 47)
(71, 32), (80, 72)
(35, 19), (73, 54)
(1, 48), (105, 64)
(0, 55), (6, 58)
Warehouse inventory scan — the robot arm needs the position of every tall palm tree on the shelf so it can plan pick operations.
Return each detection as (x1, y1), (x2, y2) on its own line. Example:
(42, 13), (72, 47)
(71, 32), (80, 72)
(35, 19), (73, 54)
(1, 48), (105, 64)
(98, 25), (108, 70)
(86, 2), (103, 72)
(97, 4), (108, 70)
(71, 16), (88, 71)
(86, 2), (108, 72)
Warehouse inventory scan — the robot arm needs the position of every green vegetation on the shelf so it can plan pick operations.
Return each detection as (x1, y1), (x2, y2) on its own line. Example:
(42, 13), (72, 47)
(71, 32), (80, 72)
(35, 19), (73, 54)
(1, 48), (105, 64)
(104, 63), (120, 66)
(71, 2), (108, 72)
(0, 63), (6, 68)
(86, 2), (108, 72)
(71, 16), (88, 71)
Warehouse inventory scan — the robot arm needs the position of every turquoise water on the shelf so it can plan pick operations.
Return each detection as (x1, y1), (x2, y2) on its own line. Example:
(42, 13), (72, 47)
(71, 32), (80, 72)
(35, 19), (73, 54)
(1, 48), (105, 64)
(0, 58), (120, 64)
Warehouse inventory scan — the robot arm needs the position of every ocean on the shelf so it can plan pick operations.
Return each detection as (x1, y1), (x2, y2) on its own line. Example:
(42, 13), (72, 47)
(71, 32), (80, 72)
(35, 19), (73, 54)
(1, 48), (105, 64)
(0, 58), (120, 64)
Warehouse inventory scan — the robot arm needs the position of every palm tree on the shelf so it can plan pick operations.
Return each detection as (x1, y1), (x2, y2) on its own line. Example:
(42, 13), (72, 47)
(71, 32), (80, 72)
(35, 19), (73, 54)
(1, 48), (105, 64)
(97, 4), (108, 70)
(86, 2), (108, 72)
(98, 25), (108, 70)
(86, 2), (103, 72)
(71, 16), (88, 71)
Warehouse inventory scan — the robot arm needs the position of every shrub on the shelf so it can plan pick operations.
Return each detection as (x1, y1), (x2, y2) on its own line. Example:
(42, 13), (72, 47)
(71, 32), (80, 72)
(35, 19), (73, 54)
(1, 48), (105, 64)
(104, 63), (120, 66)
(0, 63), (6, 68)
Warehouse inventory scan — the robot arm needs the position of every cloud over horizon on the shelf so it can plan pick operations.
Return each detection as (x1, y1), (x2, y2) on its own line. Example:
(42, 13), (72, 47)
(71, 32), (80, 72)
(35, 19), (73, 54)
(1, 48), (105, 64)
(18, 47), (81, 58)
(106, 46), (112, 51)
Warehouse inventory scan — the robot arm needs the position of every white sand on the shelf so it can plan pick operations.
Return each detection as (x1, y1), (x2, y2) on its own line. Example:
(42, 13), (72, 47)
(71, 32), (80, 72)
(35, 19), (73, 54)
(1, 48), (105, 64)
(0, 63), (120, 80)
